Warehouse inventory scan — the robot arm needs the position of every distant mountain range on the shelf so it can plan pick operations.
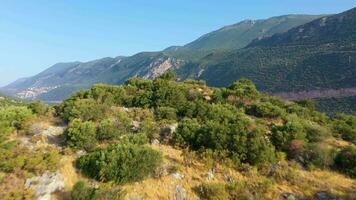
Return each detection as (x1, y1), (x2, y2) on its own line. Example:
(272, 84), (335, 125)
(1, 7), (355, 112)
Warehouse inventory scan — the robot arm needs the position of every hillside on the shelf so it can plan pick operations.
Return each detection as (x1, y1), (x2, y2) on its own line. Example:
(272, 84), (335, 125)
(0, 14), (324, 102)
(181, 7), (356, 93)
(0, 76), (355, 199)
(184, 15), (323, 50)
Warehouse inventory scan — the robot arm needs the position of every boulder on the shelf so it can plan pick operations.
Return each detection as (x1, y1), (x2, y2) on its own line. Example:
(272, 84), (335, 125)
(314, 191), (343, 200)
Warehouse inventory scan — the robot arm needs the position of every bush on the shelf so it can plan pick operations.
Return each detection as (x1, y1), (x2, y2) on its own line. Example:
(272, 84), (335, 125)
(27, 101), (47, 115)
(305, 123), (331, 142)
(334, 146), (356, 178)
(332, 114), (356, 144)
(247, 102), (284, 118)
(76, 143), (162, 184)
(301, 143), (336, 169)
(97, 118), (121, 140)
(155, 106), (177, 121)
(271, 120), (306, 151)
(65, 119), (97, 151)
(195, 183), (229, 200)
(246, 127), (276, 165)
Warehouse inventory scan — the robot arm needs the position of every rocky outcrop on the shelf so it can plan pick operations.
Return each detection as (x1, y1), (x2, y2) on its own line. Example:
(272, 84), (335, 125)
(25, 171), (65, 200)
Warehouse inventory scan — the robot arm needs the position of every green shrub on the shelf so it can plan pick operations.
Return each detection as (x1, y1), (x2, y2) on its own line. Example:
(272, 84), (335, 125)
(155, 106), (177, 121)
(195, 183), (229, 200)
(246, 127), (276, 165)
(334, 146), (356, 178)
(97, 118), (120, 140)
(301, 143), (336, 169)
(27, 101), (47, 115)
(332, 114), (356, 144)
(247, 102), (284, 118)
(76, 143), (162, 184)
(271, 120), (306, 151)
(65, 119), (97, 151)
(305, 123), (331, 142)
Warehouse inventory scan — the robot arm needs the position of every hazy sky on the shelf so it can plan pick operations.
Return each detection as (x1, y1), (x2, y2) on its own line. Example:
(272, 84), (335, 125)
(0, 0), (355, 86)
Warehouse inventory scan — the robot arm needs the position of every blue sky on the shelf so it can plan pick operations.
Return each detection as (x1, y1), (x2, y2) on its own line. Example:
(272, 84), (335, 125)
(0, 0), (355, 86)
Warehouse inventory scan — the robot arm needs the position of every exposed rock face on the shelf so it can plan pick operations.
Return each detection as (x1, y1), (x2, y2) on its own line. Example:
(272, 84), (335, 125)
(25, 171), (65, 200)
(172, 185), (187, 200)
(143, 58), (185, 80)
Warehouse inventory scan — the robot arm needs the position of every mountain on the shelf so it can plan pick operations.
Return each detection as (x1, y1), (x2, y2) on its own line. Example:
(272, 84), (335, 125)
(182, 7), (356, 94)
(1, 14), (322, 102)
(184, 15), (324, 50)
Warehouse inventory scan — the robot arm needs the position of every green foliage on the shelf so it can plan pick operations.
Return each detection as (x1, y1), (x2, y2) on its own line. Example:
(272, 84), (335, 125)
(0, 106), (33, 141)
(247, 102), (284, 118)
(76, 143), (162, 184)
(334, 146), (356, 178)
(71, 181), (125, 200)
(65, 119), (97, 151)
(228, 79), (259, 100)
(154, 106), (177, 121)
(301, 143), (337, 169)
(97, 118), (121, 141)
(271, 120), (306, 151)
(332, 114), (356, 144)
(246, 127), (276, 165)
(0, 141), (60, 175)
(27, 101), (47, 115)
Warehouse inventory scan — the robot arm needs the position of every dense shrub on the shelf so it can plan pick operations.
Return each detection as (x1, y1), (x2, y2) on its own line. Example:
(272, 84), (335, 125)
(76, 143), (162, 184)
(0, 106), (33, 141)
(65, 119), (97, 151)
(332, 114), (356, 144)
(27, 101), (47, 115)
(246, 127), (276, 165)
(301, 143), (336, 169)
(247, 102), (284, 118)
(271, 120), (306, 151)
(334, 146), (356, 177)
(154, 106), (177, 120)
(97, 118), (121, 140)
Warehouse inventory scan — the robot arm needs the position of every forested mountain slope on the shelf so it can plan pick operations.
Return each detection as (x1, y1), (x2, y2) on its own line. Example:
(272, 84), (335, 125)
(186, 7), (356, 94)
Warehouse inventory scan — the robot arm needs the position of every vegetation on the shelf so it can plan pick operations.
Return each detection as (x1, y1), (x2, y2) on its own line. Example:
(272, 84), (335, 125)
(76, 143), (162, 184)
(1, 75), (355, 199)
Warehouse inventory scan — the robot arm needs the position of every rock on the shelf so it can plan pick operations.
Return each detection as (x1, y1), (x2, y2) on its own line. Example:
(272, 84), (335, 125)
(206, 168), (215, 181)
(173, 185), (187, 200)
(152, 139), (160, 145)
(314, 191), (343, 200)
(172, 172), (184, 180)
(280, 192), (307, 200)
(25, 171), (64, 200)
(76, 150), (87, 158)
(160, 123), (178, 141)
